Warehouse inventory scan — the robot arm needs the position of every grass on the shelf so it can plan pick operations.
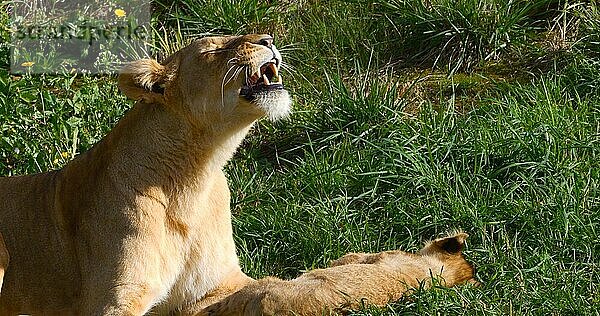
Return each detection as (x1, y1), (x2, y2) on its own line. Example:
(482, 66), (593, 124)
(2, 0), (600, 314)
(377, 0), (556, 72)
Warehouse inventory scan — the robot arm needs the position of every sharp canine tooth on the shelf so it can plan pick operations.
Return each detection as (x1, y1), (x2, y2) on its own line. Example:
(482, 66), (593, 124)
(262, 74), (270, 85)
(269, 63), (278, 77)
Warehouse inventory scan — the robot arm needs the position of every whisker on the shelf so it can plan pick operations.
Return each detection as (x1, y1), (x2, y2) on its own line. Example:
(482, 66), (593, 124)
(221, 64), (239, 107)
(278, 45), (302, 53)
(280, 63), (297, 73)
(226, 65), (243, 86)
(227, 66), (244, 87)
(219, 65), (246, 108)
(280, 63), (299, 79)
(280, 63), (317, 93)
(222, 65), (238, 85)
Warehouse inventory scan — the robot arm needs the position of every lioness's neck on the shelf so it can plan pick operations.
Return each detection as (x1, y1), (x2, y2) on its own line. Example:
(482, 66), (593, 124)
(76, 101), (255, 191)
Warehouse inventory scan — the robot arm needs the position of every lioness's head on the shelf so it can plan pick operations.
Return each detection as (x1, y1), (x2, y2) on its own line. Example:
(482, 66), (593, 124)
(119, 34), (292, 124)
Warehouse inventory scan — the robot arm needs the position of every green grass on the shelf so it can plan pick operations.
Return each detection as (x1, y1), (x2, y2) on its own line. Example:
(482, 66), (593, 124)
(2, 0), (600, 315)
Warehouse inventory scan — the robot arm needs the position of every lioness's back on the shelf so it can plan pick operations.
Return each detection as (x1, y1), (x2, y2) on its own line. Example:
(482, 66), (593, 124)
(0, 172), (80, 314)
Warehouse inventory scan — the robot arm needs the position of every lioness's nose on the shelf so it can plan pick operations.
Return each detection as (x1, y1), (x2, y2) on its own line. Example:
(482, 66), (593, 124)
(257, 36), (273, 48)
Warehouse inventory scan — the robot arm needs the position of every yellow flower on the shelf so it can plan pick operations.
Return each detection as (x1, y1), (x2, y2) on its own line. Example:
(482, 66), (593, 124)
(61, 152), (69, 158)
(114, 9), (126, 17)
(21, 61), (35, 67)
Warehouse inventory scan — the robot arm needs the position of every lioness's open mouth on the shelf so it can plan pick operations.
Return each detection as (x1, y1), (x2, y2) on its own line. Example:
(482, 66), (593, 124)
(240, 60), (284, 101)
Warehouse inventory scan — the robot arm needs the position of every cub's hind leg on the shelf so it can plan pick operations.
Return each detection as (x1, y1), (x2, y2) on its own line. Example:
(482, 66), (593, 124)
(0, 232), (9, 292)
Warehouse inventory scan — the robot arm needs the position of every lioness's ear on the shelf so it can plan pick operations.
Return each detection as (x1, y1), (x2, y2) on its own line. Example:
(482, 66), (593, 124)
(420, 232), (468, 255)
(118, 59), (168, 102)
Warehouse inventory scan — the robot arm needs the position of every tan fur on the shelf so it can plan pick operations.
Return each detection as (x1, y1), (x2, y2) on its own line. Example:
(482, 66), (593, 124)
(0, 233), (8, 293)
(202, 233), (478, 316)
(0, 34), (290, 315)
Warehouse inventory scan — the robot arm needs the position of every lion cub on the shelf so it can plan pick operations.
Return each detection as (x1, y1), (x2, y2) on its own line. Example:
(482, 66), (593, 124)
(202, 233), (478, 316)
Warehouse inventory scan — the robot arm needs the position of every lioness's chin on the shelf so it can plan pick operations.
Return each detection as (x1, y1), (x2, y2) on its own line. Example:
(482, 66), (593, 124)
(238, 55), (291, 121)
(243, 89), (292, 121)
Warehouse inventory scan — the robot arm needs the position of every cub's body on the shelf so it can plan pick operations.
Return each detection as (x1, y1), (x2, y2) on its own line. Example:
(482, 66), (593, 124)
(204, 233), (477, 316)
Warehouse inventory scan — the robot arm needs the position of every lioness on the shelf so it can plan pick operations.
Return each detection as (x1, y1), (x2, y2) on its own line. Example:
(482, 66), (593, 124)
(0, 34), (291, 315)
(202, 232), (478, 316)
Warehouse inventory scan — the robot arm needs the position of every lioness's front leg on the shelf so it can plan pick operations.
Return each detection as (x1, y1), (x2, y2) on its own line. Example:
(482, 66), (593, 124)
(80, 266), (166, 316)
(0, 232), (8, 293)
(79, 266), (165, 315)
(178, 270), (253, 316)
(100, 285), (165, 316)
(76, 222), (170, 316)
